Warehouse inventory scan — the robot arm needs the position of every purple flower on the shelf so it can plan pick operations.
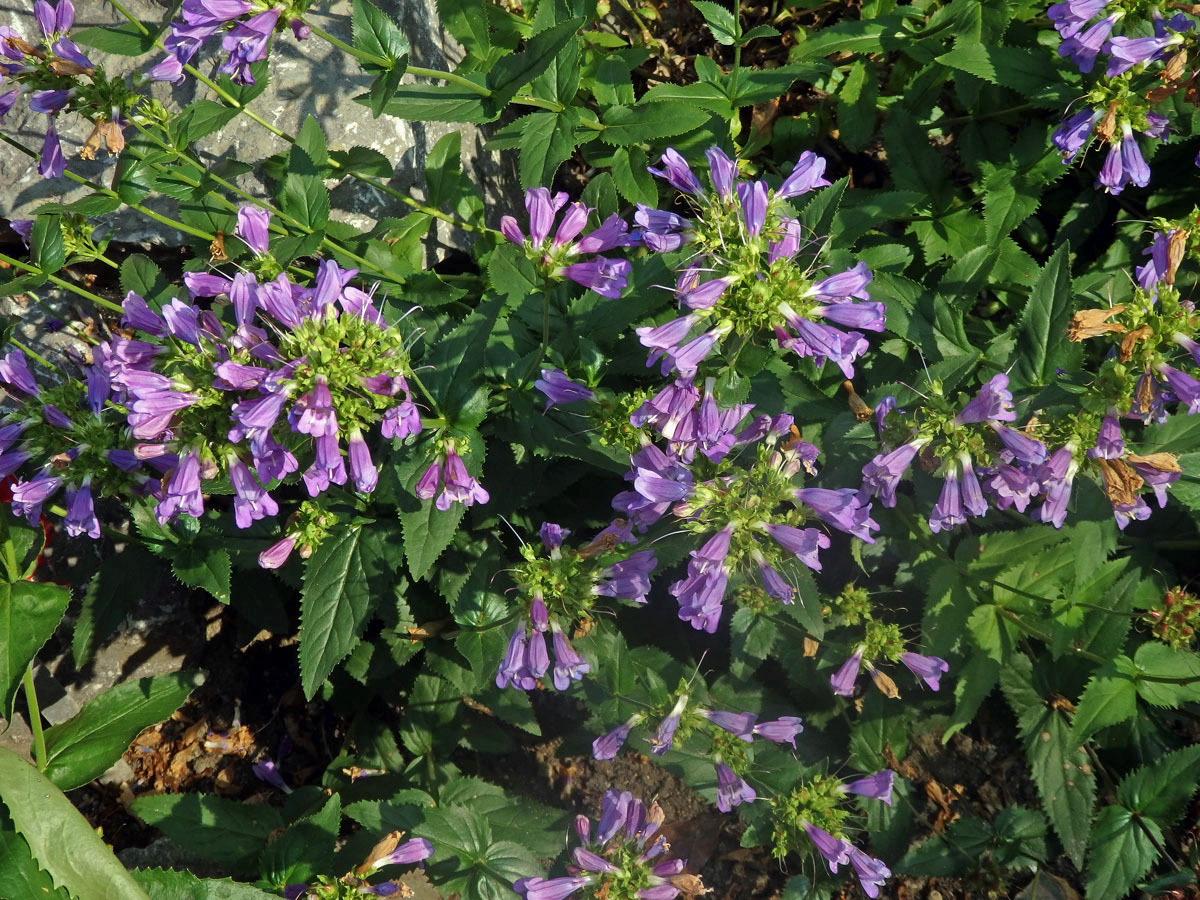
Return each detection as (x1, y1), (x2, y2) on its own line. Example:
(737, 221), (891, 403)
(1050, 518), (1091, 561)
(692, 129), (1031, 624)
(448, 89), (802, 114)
(848, 848), (891, 899)
(701, 709), (757, 741)
(64, 479), (100, 539)
(859, 440), (924, 508)
(1053, 108), (1099, 162)
(551, 624), (590, 690)
(573, 848), (620, 875)
(228, 455), (278, 528)
(535, 369), (594, 409)
(1127, 455), (1180, 507)
(162, 298), (201, 345)
(757, 560), (793, 603)
(594, 549), (656, 603)
(561, 258), (631, 299)
(752, 716), (804, 747)
(219, 6), (280, 83)
(373, 837), (434, 869)
(803, 822), (852, 874)
(1098, 124), (1151, 195)
(955, 373), (1015, 424)
(647, 148), (703, 195)
(11, 475), (60, 525)
(296, 376), (338, 437)
(1106, 33), (1177, 77)
(777, 151), (830, 198)
(830, 649), (863, 697)
(1158, 364), (1200, 413)
(1087, 411), (1124, 459)
(842, 771), (894, 805)
(714, 763), (756, 812)
(156, 451), (205, 524)
(810, 262), (873, 303)
(705, 146), (737, 198)
(236, 205), (271, 255)
(435, 447), (489, 510)
(634, 205), (692, 252)
(795, 488), (878, 543)
(1059, 11), (1120, 72)
(251, 758), (292, 793)
(303, 432), (347, 496)
(900, 652), (949, 690)
(514, 876), (591, 900)
(122, 292), (167, 335)
(736, 180), (768, 236)
(983, 462), (1039, 512)
(646, 696), (688, 756)
(929, 468), (966, 534)
(764, 523), (829, 571)
(0, 350), (38, 395)
(258, 535), (296, 569)
(38, 123), (65, 179)
(960, 455), (988, 518)
(593, 715), (641, 760)
(347, 430), (378, 493)
(29, 89), (72, 115)
(1035, 445), (1079, 528)
(680, 276), (734, 311)
(414, 461), (441, 500)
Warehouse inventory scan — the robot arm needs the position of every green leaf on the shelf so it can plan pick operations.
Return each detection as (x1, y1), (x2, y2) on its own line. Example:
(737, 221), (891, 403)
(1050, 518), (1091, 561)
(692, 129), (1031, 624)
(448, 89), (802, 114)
(1085, 805), (1159, 900)
(1132, 643), (1200, 708)
(259, 794), (341, 888)
(423, 295), (503, 423)
(1072, 662), (1137, 744)
(836, 60), (877, 152)
(171, 545), (231, 603)
(31, 215), (65, 274)
(730, 63), (827, 107)
(0, 746), (151, 900)
(600, 102), (713, 145)
(72, 22), (158, 55)
(1026, 708), (1095, 869)
(1116, 744), (1200, 825)
(437, 0), (492, 60)
(638, 80), (731, 114)
(329, 146), (394, 178)
(0, 581), (70, 718)
(416, 805), (542, 900)
(293, 115), (330, 172)
(935, 43), (1073, 107)
(131, 794), (282, 868)
(425, 130), (464, 212)
(175, 100), (239, 145)
(400, 500), (466, 583)
(370, 84), (492, 123)
(518, 108), (581, 189)
(487, 18), (585, 109)
(883, 107), (951, 211)
(278, 173), (330, 231)
(43, 671), (203, 791)
(351, 0), (411, 65)
(0, 812), (68, 900)
(945, 651), (999, 741)
(896, 816), (992, 876)
(610, 146), (658, 206)
(1010, 243), (1076, 390)
(692, 0), (739, 45)
(131, 867), (279, 900)
(791, 12), (911, 61)
(299, 525), (391, 698)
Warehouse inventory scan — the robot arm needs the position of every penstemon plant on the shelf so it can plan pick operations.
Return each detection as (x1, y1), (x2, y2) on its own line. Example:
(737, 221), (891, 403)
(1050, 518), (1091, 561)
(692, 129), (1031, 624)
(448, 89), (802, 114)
(4, 0), (1200, 899)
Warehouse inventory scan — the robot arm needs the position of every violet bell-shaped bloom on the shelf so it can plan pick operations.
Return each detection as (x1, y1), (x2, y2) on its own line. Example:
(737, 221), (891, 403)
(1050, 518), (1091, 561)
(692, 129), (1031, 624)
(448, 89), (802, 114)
(372, 837), (434, 869)
(1106, 32), (1181, 77)
(1088, 410), (1124, 459)
(752, 716), (804, 747)
(219, 5), (280, 83)
(736, 180), (768, 236)
(634, 204), (692, 253)
(803, 822), (852, 874)
(763, 522), (829, 571)
(830, 649), (864, 697)
(647, 695), (688, 755)
(705, 146), (737, 198)
(594, 549), (656, 603)
(848, 848), (892, 899)
(296, 376), (338, 436)
(900, 652), (949, 690)
(929, 466), (967, 534)
(228, 454), (278, 528)
(859, 438), (927, 508)
(777, 151), (831, 198)
(1157, 363), (1200, 413)
(593, 714), (641, 760)
(156, 451), (205, 524)
(534, 369), (594, 410)
(0, 350), (38, 396)
(1098, 123), (1151, 195)
(38, 122), (65, 179)
(1053, 108), (1100, 162)
(550, 623), (590, 690)
(701, 709), (757, 741)
(959, 454), (988, 518)
(1035, 444), (1080, 528)
(955, 373), (1015, 424)
(714, 763), (756, 812)
(64, 479), (100, 539)
(842, 771), (894, 805)
(11, 475), (61, 525)
(251, 758), (291, 793)
(435, 447), (489, 510)
(795, 487), (879, 543)
(514, 876), (592, 900)
(347, 429), (378, 493)
(646, 147), (704, 195)
(808, 261), (873, 303)
(236, 205), (271, 255)
(1058, 11), (1121, 73)
(258, 535), (296, 569)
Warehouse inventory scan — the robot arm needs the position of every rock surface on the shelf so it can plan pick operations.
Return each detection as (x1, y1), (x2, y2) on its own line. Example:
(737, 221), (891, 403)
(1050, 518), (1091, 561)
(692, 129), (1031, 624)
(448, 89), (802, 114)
(0, 0), (513, 253)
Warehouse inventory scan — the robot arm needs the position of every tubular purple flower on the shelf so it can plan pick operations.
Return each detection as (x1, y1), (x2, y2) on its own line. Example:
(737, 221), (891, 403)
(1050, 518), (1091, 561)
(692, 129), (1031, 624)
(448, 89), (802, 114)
(0, 350), (38, 395)
(1058, 11), (1120, 72)
(594, 550), (656, 603)
(29, 89), (72, 115)
(551, 624), (590, 690)
(553, 202), (590, 248)
(0, 92), (17, 120)
(525, 188), (569, 245)
(236, 206), (271, 255)
(830, 649), (863, 697)
(596, 789), (632, 844)
(736, 180), (768, 236)
(162, 298), (201, 345)
(672, 567), (728, 633)
(251, 435), (297, 483)
(229, 455), (279, 527)
(85, 366), (109, 414)
(763, 523), (829, 571)
(758, 560), (794, 603)
(680, 276), (735, 311)
(1158, 364), (1200, 413)
(777, 151), (830, 198)
(561, 258), (631, 299)
(251, 758), (291, 793)
(752, 716), (803, 747)
(810, 262), (873, 302)
(647, 695), (688, 756)
(347, 430), (377, 492)
(900, 652), (949, 690)
(1106, 34), (1176, 77)
(929, 468), (966, 534)
(860, 440), (924, 508)
(803, 822), (852, 874)
(1174, 332), (1200, 367)
(1035, 445), (1079, 528)
(1087, 411), (1124, 459)
(1118, 124), (1150, 189)
(157, 451), (205, 524)
(647, 148), (703, 195)
(574, 848), (620, 875)
(258, 535), (295, 569)
(768, 216), (804, 263)
(705, 146), (736, 198)
(593, 715), (640, 760)
(813, 300), (886, 331)
(381, 399), (421, 440)
(214, 360), (269, 391)
(296, 376), (338, 436)
(63, 479), (100, 539)
(1053, 108), (1099, 162)
(499, 215), (524, 245)
(12, 475), (61, 525)
(219, 6), (280, 83)
(304, 432), (347, 496)
(701, 709), (757, 741)
(842, 771), (894, 805)
(42, 404), (72, 429)
(955, 373), (1015, 424)
(714, 763), (756, 813)
(960, 455), (988, 518)
(574, 213), (630, 255)
(984, 463), (1039, 512)
(848, 848), (891, 899)
(514, 876), (591, 900)
(230, 391), (289, 442)
(795, 487), (878, 543)
(0, 449), (30, 479)
(414, 461), (441, 500)
(634, 205), (692, 252)
(534, 369), (594, 409)
(436, 448), (488, 510)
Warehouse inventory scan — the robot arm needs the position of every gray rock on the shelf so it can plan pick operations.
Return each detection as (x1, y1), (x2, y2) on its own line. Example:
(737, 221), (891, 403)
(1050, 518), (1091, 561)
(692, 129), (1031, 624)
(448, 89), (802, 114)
(0, 0), (513, 255)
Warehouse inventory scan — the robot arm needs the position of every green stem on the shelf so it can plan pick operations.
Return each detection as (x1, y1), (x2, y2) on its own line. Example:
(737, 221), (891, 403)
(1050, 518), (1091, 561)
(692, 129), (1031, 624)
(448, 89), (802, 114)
(0, 251), (122, 312)
(22, 666), (47, 770)
(405, 65), (494, 96)
(7, 338), (56, 370)
(305, 20), (391, 68)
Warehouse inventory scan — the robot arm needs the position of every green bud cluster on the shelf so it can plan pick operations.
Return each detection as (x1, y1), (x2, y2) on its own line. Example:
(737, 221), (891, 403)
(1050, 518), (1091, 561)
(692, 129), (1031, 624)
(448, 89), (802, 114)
(769, 776), (851, 861)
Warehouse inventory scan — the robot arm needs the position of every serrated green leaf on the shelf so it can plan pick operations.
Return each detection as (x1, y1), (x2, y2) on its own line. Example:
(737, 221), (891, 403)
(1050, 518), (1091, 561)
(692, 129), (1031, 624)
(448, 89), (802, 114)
(0, 811), (68, 900)
(791, 12), (912, 61)
(487, 18), (584, 109)
(1116, 743), (1200, 825)
(1027, 708), (1095, 869)
(837, 60), (877, 152)
(31, 215), (65, 274)
(895, 816), (992, 876)
(518, 108), (581, 189)
(610, 146), (658, 206)
(43, 671), (202, 791)
(132, 794), (283, 868)
(1010, 243), (1076, 390)
(73, 22), (158, 55)
(883, 107), (951, 211)
(329, 146), (394, 178)
(351, 0), (410, 65)
(131, 867), (279, 900)
(1132, 643), (1200, 708)
(0, 746), (151, 900)
(423, 296), (503, 424)
(175, 100), (239, 145)
(692, 0), (739, 45)
(437, 0), (492, 59)
(171, 545), (231, 603)
(935, 43), (1073, 107)
(1072, 662), (1137, 744)
(370, 84), (492, 123)
(0, 581), (70, 718)
(1085, 805), (1159, 900)
(797, 176), (846, 240)
(400, 498), (466, 582)
(600, 102), (713, 146)
(259, 794), (341, 888)
(945, 651), (999, 740)
(278, 173), (330, 231)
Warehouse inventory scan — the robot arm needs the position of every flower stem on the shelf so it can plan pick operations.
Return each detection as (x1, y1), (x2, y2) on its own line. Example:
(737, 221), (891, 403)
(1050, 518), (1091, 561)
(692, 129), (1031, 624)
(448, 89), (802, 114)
(0, 251), (122, 312)
(22, 666), (47, 770)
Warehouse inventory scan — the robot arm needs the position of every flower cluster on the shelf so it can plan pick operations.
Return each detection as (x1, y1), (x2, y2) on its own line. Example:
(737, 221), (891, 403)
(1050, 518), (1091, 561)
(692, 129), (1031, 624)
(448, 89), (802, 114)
(0, 0), (136, 178)
(281, 830), (433, 899)
(501, 188), (633, 298)
(496, 521), (655, 691)
(633, 147), (883, 379)
(514, 789), (706, 900)
(770, 774), (894, 898)
(150, 0), (311, 84)
(1048, 2), (1198, 192)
